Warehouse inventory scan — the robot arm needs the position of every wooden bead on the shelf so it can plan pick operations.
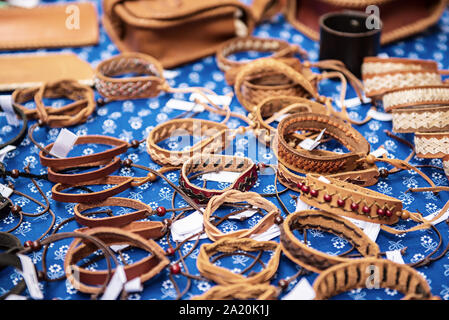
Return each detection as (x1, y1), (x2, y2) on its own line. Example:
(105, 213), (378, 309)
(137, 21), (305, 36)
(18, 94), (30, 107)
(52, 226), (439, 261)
(122, 159), (133, 167)
(11, 205), (21, 215)
(10, 169), (20, 179)
(130, 140), (140, 149)
(401, 211), (410, 220)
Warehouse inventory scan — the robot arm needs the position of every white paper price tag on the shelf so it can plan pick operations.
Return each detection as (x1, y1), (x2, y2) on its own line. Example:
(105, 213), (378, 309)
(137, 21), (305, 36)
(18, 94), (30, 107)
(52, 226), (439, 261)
(317, 176), (330, 184)
(250, 224), (280, 241)
(424, 208), (449, 226)
(124, 277), (143, 293)
(0, 95), (20, 126)
(201, 171), (241, 183)
(228, 209), (258, 220)
(0, 183), (13, 198)
(0, 145), (16, 162)
(166, 99), (204, 113)
(49, 128), (78, 158)
(296, 197), (312, 212)
(370, 146), (388, 158)
(17, 254), (43, 300)
(386, 250), (405, 264)
(298, 129), (325, 151)
(189, 93), (232, 106)
(170, 210), (208, 242)
(362, 221), (381, 242)
(5, 294), (27, 300)
(110, 244), (129, 252)
(101, 265), (127, 300)
(282, 278), (316, 300)
(367, 109), (393, 121)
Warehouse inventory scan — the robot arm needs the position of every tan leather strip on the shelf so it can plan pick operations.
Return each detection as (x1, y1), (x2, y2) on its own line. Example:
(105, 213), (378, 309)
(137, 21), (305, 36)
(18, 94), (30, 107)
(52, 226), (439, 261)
(280, 210), (380, 274)
(313, 258), (437, 300)
(191, 283), (278, 300)
(383, 85), (449, 112)
(392, 105), (449, 133)
(203, 190), (279, 241)
(362, 57), (438, 77)
(414, 131), (449, 159)
(196, 238), (281, 285)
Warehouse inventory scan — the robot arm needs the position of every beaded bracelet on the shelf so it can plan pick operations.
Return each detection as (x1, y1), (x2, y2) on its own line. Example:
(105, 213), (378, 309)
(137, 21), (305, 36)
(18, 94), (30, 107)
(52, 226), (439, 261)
(279, 210), (380, 273)
(179, 154), (259, 204)
(196, 238), (281, 286)
(312, 258), (440, 300)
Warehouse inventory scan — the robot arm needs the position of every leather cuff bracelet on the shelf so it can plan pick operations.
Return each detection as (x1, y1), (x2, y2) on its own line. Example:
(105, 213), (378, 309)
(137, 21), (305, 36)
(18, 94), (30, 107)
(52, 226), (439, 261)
(179, 154), (258, 204)
(234, 58), (318, 112)
(203, 190), (280, 241)
(146, 118), (231, 167)
(74, 197), (165, 239)
(414, 132), (449, 159)
(65, 227), (169, 295)
(216, 36), (303, 85)
(362, 57), (439, 77)
(0, 103), (27, 151)
(95, 52), (165, 101)
(191, 283), (278, 300)
(275, 113), (371, 175)
(313, 258), (438, 300)
(13, 79), (95, 128)
(197, 238), (281, 285)
(279, 210), (380, 273)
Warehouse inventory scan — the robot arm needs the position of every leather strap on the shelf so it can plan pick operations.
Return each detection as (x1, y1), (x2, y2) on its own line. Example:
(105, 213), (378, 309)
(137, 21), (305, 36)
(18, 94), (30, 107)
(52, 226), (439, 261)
(0, 252), (27, 300)
(414, 131), (449, 159)
(279, 210), (380, 273)
(179, 154), (258, 204)
(0, 194), (12, 219)
(65, 227), (169, 295)
(192, 283), (278, 300)
(0, 232), (22, 253)
(0, 102), (28, 151)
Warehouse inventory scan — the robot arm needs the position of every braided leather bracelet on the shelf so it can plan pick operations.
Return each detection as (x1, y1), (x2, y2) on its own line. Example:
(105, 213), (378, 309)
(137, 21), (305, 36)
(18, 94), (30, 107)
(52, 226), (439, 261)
(279, 210), (380, 273)
(312, 258), (439, 300)
(179, 154), (258, 204)
(191, 283), (278, 300)
(64, 227), (169, 295)
(215, 36), (305, 85)
(202, 190), (280, 241)
(196, 238), (281, 285)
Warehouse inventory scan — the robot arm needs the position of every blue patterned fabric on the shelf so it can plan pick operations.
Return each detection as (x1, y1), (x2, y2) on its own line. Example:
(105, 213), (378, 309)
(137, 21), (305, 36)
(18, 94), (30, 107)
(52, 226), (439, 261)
(0, 0), (449, 300)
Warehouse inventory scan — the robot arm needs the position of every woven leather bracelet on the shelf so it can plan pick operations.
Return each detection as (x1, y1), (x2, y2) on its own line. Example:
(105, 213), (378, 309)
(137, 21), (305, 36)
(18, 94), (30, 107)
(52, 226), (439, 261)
(191, 283), (278, 300)
(279, 210), (380, 273)
(64, 227), (169, 295)
(312, 258), (439, 300)
(196, 238), (281, 285)
(414, 132), (449, 159)
(179, 154), (258, 204)
(203, 190), (280, 241)
(74, 197), (165, 239)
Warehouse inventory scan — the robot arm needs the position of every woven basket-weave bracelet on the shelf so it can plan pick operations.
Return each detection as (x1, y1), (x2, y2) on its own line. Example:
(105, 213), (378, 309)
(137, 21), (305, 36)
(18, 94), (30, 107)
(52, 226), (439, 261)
(312, 258), (439, 300)
(279, 210), (380, 273)
(179, 154), (259, 204)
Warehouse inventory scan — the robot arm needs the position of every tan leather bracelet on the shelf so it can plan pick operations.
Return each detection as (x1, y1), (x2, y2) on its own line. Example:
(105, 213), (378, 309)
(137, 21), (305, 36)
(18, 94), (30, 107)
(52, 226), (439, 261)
(13, 79), (95, 128)
(313, 258), (439, 300)
(414, 131), (449, 159)
(203, 190), (280, 241)
(95, 52), (165, 101)
(279, 210), (380, 273)
(179, 154), (258, 204)
(234, 58), (319, 112)
(74, 197), (165, 239)
(191, 283), (278, 300)
(216, 36), (303, 85)
(146, 118), (232, 167)
(275, 113), (371, 175)
(362, 57), (439, 76)
(65, 227), (169, 295)
(196, 238), (281, 285)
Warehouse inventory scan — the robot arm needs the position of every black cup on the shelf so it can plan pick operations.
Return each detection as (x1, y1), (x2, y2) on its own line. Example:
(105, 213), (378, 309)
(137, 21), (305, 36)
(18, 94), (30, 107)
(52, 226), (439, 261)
(319, 10), (382, 78)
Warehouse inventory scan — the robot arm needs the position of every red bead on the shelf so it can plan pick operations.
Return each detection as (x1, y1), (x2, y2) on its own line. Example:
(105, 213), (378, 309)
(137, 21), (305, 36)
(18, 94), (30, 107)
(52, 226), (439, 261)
(166, 248), (175, 256)
(156, 206), (166, 217)
(385, 210), (393, 217)
(296, 182), (304, 189)
(323, 194), (332, 202)
(31, 241), (41, 251)
(301, 185), (310, 194)
(24, 240), (33, 248)
(122, 159), (133, 167)
(310, 189), (319, 197)
(170, 264), (181, 275)
(337, 199), (345, 207)
(377, 209), (385, 216)
(350, 203), (359, 211)
(362, 206), (371, 214)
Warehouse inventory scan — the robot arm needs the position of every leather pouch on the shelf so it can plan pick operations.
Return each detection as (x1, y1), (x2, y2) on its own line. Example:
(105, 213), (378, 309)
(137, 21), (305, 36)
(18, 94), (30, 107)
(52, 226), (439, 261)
(102, 0), (257, 68)
(0, 54), (94, 91)
(0, 2), (99, 50)
(285, 0), (447, 45)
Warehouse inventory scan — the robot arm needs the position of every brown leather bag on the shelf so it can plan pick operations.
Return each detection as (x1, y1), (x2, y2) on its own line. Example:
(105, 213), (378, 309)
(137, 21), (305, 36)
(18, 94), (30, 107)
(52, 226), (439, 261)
(285, 0), (447, 45)
(102, 0), (258, 69)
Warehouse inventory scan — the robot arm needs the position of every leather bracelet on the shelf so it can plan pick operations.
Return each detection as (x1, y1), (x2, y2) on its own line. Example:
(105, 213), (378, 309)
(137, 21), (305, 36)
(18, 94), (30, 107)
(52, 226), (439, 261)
(179, 154), (258, 204)
(13, 79), (95, 128)
(95, 52), (165, 101)
(275, 113), (371, 175)
(0, 252), (27, 300)
(216, 36), (303, 85)
(74, 197), (166, 239)
(196, 238), (281, 285)
(191, 283), (278, 300)
(362, 57), (439, 76)
(0, 103), (28, 151)
(414, 132), (449, 159)
(279, 210), (380, 273)
(65, 227), (169, 295)
(234, 58), (319, 112)
(312, 258), (439, 300)
(202, 190), (280, 241)
(0, 232), (23, 253)
(146, 118), (232, 167)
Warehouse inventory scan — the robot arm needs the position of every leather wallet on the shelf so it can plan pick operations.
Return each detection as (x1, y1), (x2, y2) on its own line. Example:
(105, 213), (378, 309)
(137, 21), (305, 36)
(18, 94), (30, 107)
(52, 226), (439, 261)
(0, 2), (99, 51)
(0, 54), (94, 91)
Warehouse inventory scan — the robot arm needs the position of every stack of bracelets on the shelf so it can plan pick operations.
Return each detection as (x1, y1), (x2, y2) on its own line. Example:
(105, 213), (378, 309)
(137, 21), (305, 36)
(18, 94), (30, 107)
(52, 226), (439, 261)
(1, 23), (449, 303)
